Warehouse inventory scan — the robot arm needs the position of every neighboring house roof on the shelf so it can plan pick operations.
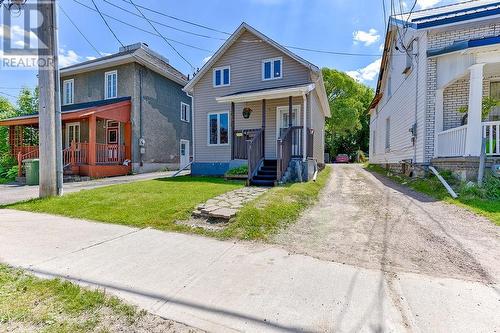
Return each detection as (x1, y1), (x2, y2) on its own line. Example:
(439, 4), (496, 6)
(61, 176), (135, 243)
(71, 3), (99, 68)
(392, 0), (500, 29)
(183, 22), (330, 117)
(60, 43), (188, 86)
(427, 34), (500, 57)
(0, 97), (131, 126)
(369, 0), (500, 110)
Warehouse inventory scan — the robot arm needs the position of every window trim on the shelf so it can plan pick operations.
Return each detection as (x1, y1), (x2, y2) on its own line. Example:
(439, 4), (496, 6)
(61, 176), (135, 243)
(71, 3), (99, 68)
(207, 112), (230, 146)
(104, 70), (118, 99)
(262, 57), (283, 81)
(213, 66), (231, 87)
(180, 102), (190, 123)
(62, 79), (74, 106)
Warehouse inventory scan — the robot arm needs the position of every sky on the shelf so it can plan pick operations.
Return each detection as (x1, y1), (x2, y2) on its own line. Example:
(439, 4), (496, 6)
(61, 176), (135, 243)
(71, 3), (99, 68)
(0, 0), (462, 104)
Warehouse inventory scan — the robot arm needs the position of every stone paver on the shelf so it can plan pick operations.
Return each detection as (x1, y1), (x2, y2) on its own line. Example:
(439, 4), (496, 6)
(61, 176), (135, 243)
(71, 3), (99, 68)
(193, 187), (268, 220)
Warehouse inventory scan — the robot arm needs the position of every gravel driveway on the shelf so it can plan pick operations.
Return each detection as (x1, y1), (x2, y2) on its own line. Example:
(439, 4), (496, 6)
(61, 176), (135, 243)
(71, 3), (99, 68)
(274, 164), (500, 284)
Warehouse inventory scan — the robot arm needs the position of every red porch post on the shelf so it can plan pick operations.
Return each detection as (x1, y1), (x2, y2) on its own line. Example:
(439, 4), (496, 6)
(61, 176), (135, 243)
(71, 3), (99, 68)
(88, 115), (97, 166)
(124, 121), (132, 161)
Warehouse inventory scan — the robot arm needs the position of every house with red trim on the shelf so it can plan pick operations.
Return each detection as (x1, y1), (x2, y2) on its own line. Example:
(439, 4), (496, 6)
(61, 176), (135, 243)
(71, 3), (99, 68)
(0, 43), (192, 179)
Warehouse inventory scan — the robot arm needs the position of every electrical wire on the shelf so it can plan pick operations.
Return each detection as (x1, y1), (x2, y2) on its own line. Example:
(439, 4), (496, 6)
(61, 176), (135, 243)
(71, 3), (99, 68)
(90, 0), (125, 48)
(58, 3), (102, 57)
(127, 0), (195, 70)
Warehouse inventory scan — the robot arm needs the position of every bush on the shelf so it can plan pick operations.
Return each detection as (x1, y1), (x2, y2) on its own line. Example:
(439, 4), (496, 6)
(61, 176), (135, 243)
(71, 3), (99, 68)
(459, 175), (500, 201)
(226, 165), (248, 176)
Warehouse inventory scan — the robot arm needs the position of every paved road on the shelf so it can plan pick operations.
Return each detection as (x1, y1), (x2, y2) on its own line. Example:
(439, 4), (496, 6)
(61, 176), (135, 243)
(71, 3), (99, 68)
(0, 170), (188, 205)
(0, 207), (498, 332)
(275, 164), (500, 284)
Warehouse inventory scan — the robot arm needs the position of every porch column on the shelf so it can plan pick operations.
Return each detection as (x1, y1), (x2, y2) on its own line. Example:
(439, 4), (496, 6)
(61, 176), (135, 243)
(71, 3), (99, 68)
(124, 121), (132, 161)
(231, 102), (235, 160)
(88, 115), (97, 165)
(465, 63), (485, 156)
(8, 126), (15, 155)
(302, 94), (307, 161)
(288, 96), (293, 128)
(433, 89), (444, 158)
(262, 99), (266, 155)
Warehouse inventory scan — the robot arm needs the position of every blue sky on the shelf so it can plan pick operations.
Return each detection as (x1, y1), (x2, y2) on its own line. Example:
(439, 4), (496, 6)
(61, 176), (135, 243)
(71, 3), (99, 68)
(0, 0), (460, 103)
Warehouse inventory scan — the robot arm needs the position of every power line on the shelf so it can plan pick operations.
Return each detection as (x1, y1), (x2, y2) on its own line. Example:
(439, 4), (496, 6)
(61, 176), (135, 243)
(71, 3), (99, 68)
(90, 0), (125, 48)
(58, 3), (101, 57)
(102, 0), (225, 41)
(0, 91), (17, 99)
(114, 0), (231, 35)
(127, 0), (195, 70)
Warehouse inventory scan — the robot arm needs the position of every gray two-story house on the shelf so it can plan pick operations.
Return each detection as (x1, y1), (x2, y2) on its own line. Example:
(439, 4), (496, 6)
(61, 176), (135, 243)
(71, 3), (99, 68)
(1, 43), (192, 178)
(184, 23), (330, 186)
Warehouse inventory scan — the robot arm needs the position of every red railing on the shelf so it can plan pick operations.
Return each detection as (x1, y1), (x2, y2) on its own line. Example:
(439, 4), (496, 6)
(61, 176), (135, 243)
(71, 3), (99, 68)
(63, 142), (89, 167)
(96, 143), (125, 164)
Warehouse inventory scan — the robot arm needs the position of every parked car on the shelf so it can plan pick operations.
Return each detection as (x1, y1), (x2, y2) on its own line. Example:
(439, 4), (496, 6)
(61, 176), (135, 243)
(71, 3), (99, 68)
(335, 154), (350, 163)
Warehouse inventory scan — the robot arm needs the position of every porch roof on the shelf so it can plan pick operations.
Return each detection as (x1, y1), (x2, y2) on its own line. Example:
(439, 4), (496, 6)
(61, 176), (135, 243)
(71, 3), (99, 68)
(215, 83), (316, 104)
(0, 97), (131, 126)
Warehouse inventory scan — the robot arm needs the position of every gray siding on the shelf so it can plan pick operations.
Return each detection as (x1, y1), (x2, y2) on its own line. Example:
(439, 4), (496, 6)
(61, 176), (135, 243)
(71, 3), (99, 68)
(193, 30), (313, 163)
(310, 91), (325, 163)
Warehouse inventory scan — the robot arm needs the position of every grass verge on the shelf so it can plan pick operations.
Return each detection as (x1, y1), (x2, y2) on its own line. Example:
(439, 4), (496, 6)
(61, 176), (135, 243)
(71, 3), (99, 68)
(365, 164), (500, 226)
(0, 264), (140, 332)
(6, 176), (244, 233)
(216, 166), (332, 240)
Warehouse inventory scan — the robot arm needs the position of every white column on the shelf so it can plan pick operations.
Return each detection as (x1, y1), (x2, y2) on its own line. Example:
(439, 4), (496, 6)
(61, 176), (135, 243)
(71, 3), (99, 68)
(434, 89), (444, 158)
(465, 63), (485, 156)
(302, 94), (307, 162)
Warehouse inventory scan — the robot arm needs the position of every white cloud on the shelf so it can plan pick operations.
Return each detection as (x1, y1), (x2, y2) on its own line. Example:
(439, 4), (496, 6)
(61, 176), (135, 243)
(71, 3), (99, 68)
(58, 49), (81, 67)
(202, 55), (212, 64)
(353, 29), (380, 46)
(1, 24), (40, 49)
(346, 58), (382, 83)
(86, 56), (97, 61)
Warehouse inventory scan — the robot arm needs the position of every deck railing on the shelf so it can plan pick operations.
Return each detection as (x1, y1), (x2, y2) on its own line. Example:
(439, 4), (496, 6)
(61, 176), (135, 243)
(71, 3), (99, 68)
(277, 127), (293, 182)
(96, 143), (125, 164)
(247, 129), (264, 182)
(233, 129), (261, 160)
(63, 142), (89, 167)
(436, 125), (468, 157)
(482, 121), (500, 156)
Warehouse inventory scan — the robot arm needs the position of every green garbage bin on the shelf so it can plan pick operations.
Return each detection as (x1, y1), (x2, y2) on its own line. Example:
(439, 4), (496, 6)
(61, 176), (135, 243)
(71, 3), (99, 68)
(24, 159), (40, 186)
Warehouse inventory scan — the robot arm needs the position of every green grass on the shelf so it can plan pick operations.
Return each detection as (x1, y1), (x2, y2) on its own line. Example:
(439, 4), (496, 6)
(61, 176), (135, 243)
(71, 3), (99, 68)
(218, 166), (332, 240)
(7, 176), (244, 232)
(365, 164), (500, 226)
(0, 264), (140, 332)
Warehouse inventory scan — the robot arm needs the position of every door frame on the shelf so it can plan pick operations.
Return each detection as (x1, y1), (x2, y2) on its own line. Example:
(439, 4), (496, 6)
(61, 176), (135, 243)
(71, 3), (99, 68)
(179, 139), (190, 168)
(275, 105), (301, 141)
(65, 122), (80, 147)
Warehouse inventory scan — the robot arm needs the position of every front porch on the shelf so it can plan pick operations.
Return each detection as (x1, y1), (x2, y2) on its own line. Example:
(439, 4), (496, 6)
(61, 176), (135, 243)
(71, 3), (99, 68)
(216, 84), (315, 185)
(434, 56), (500, 159)
(0, 98), (132, 180)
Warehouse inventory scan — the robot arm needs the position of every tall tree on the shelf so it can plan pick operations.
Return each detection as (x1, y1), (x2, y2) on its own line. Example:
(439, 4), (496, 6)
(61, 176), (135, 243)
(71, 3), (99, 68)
(17, 87), (39, 116)
(322, 68), (374, 159)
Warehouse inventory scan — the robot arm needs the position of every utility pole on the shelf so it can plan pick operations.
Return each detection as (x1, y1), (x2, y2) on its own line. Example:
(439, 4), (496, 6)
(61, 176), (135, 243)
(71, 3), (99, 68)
(37, 0), (63, 197)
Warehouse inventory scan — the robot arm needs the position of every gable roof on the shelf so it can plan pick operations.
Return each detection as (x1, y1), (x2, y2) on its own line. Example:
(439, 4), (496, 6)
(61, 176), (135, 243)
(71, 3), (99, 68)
(183, 22), (320, 93)
(60, 43), (188, 86)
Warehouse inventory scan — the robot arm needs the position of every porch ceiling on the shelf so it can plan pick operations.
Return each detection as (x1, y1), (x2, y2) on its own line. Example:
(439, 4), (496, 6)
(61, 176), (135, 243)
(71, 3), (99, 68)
(216, 83), (315, 104)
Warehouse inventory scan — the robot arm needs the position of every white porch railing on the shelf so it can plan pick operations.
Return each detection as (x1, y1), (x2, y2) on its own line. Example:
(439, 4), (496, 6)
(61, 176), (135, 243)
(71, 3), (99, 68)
(483, 121), (500, 156)
(436, 121), (500, 157)
(436, 125), (468, 157)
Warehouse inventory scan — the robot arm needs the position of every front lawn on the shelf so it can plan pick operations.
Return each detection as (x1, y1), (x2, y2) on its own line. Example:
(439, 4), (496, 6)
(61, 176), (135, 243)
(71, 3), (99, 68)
(365, 164), (500, 226)
(7, 176), (244, 232)
(0, 264), (139, 332)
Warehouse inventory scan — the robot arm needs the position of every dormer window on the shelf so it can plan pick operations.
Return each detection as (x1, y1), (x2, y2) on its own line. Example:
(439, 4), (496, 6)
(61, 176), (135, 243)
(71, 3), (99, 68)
(213, 66), (230, 87)
(262, 57), (282, 80)
(63, 79), (74, 105)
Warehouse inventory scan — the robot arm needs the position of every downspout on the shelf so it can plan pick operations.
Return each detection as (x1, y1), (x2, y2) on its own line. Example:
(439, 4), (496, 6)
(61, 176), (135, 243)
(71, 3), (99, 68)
(413, 37), (420, 166)
(139, 66), (144, 167)
(302, 94), (307, 162)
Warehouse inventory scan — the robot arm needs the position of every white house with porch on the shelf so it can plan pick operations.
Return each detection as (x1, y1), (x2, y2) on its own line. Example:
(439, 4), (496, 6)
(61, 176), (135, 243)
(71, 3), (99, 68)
(369, 0), (500, 179)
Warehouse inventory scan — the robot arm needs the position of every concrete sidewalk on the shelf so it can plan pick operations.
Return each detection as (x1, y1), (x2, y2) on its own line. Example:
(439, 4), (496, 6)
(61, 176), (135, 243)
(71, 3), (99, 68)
(0, 209), (498, 332)
(0, 170), (188, 205)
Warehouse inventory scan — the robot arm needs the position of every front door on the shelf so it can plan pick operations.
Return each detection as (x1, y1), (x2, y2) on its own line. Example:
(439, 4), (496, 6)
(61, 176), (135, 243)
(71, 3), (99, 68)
(277, 106), (301, 153)
(180, 139), (190, 169)
(106, 121), (120, 162)
(66, 122), (80, 147)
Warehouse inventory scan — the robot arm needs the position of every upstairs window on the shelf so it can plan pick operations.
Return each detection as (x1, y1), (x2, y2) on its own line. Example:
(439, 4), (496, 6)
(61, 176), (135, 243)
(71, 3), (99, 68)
(262, 57), (282, 80)
(181, 102), (190, 122)
(63, 79), (74, 105)
(105, 70), (117, 99)
(208, 112), (229, 145)
(213, 66), (230, 87)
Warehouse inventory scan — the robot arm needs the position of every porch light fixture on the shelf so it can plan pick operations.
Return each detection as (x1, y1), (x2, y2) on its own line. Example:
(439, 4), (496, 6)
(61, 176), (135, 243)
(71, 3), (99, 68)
(242, 107), (252, 119)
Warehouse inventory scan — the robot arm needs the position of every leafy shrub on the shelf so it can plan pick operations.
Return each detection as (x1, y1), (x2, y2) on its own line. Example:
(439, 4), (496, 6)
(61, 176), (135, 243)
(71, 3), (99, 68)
(460, 175), (500, 201)
(226, 165), (248, 176)
(5, 165), (18, 180)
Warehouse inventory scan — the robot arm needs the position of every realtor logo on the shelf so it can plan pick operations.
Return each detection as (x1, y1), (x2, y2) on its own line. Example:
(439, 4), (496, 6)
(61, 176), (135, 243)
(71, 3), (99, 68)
(1, 0), (52, 70)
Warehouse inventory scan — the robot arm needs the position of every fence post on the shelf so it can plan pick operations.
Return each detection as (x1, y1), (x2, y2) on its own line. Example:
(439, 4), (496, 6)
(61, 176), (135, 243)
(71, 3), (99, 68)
(70, 140), (75, 166)
(17, 152), (22, 177)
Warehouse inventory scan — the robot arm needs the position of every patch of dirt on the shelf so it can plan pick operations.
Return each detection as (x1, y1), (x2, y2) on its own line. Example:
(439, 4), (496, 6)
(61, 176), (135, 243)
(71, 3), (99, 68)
(272, 164), (500, 283)
(176, 217), (229, 231)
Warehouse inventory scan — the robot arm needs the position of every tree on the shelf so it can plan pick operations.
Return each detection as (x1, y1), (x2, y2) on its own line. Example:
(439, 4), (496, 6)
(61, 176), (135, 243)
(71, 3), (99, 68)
(322, 68), (374, 160)
(17, 87), (39, 116)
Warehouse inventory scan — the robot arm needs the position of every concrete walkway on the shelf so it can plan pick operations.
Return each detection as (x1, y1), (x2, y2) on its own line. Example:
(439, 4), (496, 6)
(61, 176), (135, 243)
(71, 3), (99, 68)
(0, 209), (498, 333)
(0, 170), (188, 205)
